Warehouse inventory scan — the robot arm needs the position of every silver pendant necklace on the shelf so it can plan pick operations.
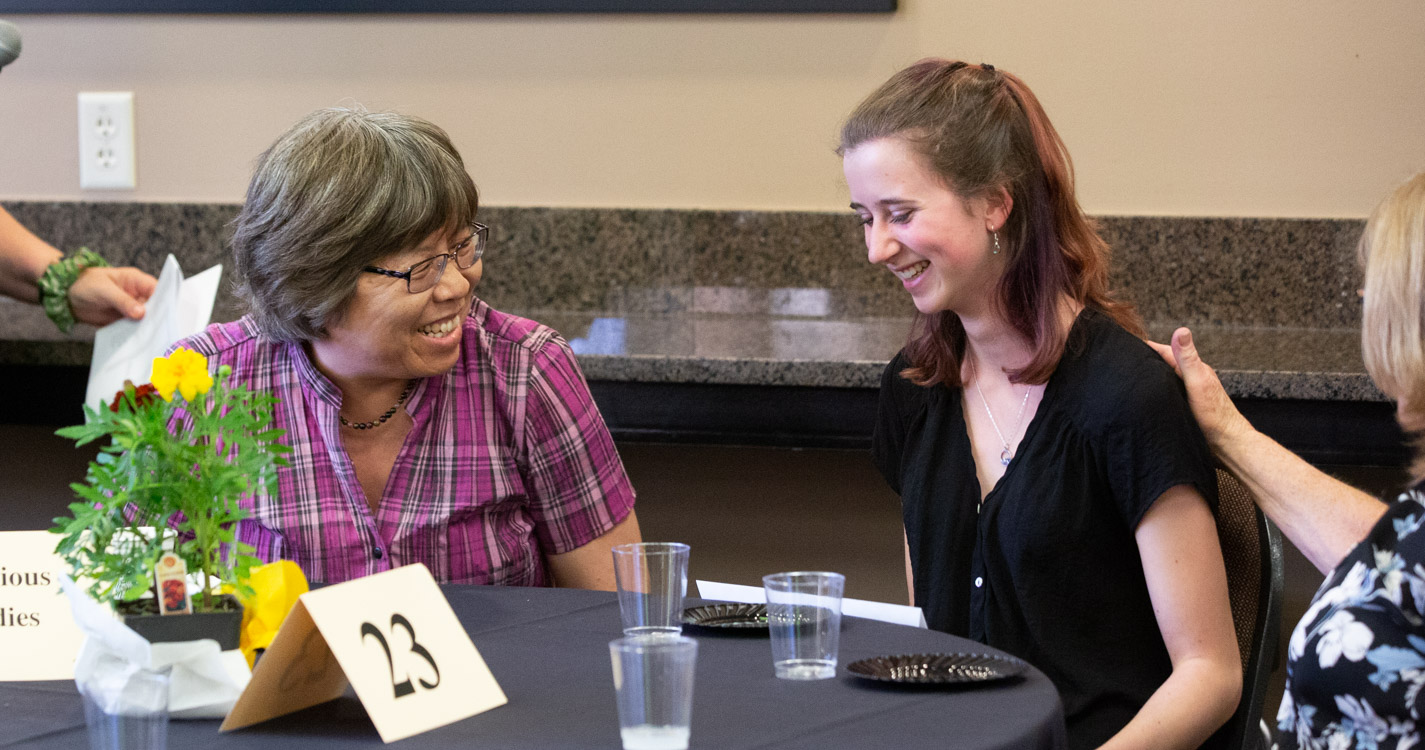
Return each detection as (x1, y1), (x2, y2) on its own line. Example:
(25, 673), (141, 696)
(970, 359), (1032, 466)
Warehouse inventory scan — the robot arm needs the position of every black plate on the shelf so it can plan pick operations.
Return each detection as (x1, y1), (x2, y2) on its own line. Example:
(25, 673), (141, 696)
(845, 653), (1027, 685)
(682, 603), (768, 629)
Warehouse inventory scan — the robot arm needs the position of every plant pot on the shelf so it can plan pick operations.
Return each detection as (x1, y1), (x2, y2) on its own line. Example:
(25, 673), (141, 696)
(119, 595), (243, 651)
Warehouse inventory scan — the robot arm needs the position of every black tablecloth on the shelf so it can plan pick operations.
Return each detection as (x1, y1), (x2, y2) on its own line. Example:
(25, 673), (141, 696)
(0, 585), (1066, 749)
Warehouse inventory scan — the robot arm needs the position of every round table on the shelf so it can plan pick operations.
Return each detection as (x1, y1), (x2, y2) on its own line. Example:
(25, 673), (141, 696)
(0, 585), (1066, 749)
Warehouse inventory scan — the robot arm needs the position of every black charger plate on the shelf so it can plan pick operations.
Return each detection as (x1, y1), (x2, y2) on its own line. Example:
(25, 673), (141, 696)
(846, 653), (1027, 685)
(682, 603), (768, 629)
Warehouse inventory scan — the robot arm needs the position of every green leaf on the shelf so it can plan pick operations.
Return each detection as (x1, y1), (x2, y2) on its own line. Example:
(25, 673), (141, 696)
(51, 373), (292, 608)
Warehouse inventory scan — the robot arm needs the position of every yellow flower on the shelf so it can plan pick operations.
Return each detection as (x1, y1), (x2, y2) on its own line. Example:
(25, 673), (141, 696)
(230, 560), (309, 669)
(151, 347), (214, 402)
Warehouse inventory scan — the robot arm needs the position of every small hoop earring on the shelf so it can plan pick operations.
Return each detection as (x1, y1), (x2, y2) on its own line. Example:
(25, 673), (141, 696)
(992, 231), (1001, 255)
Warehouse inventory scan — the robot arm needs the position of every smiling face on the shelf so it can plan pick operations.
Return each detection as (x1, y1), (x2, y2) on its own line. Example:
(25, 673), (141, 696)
(843, 137), (1009, 318)
(309, 223), (484, 385)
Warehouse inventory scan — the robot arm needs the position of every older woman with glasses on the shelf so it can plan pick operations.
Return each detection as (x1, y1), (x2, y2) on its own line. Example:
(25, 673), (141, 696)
(168, 106), (640, 589)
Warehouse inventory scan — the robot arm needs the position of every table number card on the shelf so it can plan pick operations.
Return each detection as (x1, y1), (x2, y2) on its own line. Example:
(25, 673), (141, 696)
(0, 530), (86, 681)
(222, 562), (507, 743)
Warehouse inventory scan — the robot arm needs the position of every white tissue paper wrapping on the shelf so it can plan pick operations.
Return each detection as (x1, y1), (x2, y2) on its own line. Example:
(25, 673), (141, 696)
(85, 254), (221, 410)
(62, 574), (251, 719)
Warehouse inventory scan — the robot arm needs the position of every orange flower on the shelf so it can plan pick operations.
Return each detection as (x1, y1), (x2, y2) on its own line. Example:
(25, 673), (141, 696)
(150, 347), (214, 402)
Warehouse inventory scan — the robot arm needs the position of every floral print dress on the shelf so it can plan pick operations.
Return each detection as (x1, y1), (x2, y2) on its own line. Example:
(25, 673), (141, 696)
(1278, 484), (1425, 749)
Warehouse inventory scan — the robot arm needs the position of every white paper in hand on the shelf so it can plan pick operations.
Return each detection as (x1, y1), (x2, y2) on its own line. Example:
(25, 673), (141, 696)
(85, 254), (221, 410)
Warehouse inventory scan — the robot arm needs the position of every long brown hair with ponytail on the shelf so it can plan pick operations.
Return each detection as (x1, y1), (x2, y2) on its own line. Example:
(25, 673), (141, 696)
(839, 59), (1140, 388)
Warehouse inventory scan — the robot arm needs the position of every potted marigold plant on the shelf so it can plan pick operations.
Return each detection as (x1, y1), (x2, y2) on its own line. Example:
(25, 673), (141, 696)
(51, 347), (289, 648)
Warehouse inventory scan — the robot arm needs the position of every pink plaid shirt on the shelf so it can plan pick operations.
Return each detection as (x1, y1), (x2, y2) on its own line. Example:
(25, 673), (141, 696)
(170, 298), (636, 586)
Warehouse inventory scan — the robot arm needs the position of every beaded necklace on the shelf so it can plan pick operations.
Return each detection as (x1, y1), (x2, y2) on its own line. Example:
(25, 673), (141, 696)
(339, 380), (415, 430)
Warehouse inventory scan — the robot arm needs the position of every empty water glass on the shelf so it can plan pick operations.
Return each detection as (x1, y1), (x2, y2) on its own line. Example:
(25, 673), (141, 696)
(763, 571), (845, 680)
(612, 542), (690, 637)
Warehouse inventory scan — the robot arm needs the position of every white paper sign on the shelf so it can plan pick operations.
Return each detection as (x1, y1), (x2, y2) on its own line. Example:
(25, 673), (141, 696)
(696, 579), (928, 628)
(86, 254), (221, 410)
(223, 563), (507, 743)
(0, 531), (86, 680)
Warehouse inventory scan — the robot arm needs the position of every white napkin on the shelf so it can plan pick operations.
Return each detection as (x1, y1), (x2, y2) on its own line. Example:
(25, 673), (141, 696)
(85, 254), (221, 410)
(695, 579), (928, 628)
(61, 573), (251, 720)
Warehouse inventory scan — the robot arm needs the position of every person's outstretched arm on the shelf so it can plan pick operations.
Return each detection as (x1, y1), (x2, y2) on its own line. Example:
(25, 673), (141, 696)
(0, 206), (155, 325)
(1150, 327), (1386, 573)
(66, 265), (155, 325)
(0, 205), (61, 304)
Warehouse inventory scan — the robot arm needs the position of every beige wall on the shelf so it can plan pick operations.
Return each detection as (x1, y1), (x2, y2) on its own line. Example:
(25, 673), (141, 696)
(0, 1), (1421, 217)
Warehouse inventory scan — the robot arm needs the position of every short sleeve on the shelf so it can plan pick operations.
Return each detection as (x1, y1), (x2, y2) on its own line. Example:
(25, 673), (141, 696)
(1097, 348), (1218, 530)
(871, 352), (913, 495)
(520, 334), (636, 555)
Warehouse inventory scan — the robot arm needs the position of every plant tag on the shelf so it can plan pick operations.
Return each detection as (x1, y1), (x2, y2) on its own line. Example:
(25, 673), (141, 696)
(154, 552), (192, 615)
(221, 563), (506, 742)
(0, 531), (86, 680)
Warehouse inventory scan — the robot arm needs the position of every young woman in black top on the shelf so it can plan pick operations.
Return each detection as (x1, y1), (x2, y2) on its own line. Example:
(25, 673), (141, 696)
(840, 59), (1241, 749)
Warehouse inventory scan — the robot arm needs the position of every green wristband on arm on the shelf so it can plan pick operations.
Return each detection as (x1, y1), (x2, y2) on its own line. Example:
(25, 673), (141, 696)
(37, 248), (109, 333)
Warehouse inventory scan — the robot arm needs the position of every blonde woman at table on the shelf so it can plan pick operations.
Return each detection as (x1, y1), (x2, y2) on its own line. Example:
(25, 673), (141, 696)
(841, 60), (1240, 749)
(168, 107), (641, 590)
(1154, 172), (1425, 749)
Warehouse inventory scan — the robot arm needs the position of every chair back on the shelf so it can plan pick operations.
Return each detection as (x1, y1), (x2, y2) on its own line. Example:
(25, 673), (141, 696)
(1204, 468), (1284, 750)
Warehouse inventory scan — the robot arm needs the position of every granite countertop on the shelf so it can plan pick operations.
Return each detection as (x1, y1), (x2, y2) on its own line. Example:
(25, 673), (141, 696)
(540, 309), (1377, 402)
(0, 293), (1379, 402)
(0, 201), (1383, 403)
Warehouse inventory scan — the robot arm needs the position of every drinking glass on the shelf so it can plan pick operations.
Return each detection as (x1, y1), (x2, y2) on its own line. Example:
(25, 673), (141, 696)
(762, 571), (845, 680)
(609, 635), (698, 750)
(612, 542), (690, 636)
(81, 665), (171, 750)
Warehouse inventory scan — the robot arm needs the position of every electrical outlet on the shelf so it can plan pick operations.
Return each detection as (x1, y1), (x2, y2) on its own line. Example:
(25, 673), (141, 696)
(78, 92), (136, 190)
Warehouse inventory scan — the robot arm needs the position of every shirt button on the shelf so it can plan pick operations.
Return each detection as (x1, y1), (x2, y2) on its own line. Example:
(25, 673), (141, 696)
(373, 547), (385, 560)
(974, 577), (983, 588)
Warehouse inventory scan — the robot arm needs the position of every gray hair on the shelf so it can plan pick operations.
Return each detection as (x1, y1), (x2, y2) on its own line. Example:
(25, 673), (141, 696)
(230, 106), (479, 342)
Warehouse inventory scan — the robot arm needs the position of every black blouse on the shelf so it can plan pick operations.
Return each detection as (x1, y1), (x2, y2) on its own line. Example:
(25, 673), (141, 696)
(871, 309), (1218, 749)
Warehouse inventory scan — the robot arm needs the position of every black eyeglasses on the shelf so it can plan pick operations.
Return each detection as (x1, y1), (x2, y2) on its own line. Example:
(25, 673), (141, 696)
(363, 223), (488, 293)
